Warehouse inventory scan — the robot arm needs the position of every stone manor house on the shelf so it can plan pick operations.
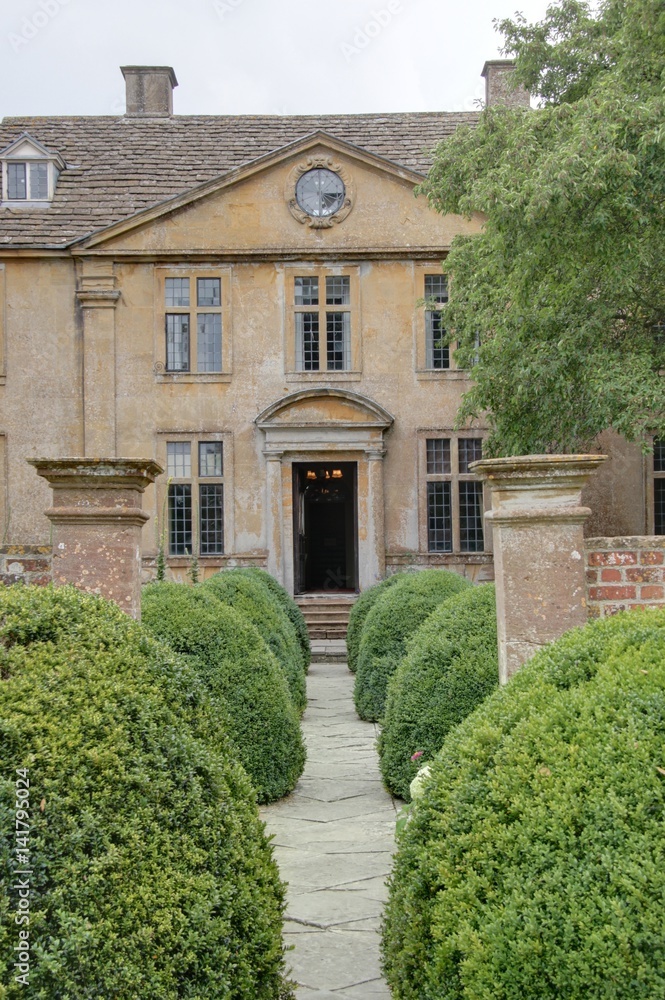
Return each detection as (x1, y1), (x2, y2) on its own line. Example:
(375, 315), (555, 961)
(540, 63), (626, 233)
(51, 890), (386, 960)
(0, 64), (654, 596)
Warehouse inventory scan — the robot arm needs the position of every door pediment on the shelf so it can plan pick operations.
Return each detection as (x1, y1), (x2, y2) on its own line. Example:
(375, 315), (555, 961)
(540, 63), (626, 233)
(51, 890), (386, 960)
(256, 388), (394, 455)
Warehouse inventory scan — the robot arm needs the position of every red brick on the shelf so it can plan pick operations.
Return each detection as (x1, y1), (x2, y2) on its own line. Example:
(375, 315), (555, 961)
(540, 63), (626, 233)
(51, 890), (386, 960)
(588, 586), (636, 601)
(585, 569), (598, 584)
(588, 550), (638, 566)
(603, 603), (629, 616)
(10, 558), (50, 572)
(626, 567), (661, 583)
(640, 585), (664, 601)
(28, 574), (51, 587)
(640, 550), (664, 565)
(600, 568), (622, 582)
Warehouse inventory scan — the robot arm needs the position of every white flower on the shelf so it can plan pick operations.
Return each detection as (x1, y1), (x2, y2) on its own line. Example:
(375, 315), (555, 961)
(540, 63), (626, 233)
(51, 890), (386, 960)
(409, 764), (432, 800)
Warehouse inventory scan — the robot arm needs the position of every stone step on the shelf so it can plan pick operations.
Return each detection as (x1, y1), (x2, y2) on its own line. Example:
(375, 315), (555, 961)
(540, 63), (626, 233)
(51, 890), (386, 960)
(296, 594), (358, 642)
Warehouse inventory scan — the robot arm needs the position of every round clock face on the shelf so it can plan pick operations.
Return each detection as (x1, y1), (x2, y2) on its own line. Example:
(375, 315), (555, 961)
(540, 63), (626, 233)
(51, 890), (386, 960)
(295, 168), (346, 218)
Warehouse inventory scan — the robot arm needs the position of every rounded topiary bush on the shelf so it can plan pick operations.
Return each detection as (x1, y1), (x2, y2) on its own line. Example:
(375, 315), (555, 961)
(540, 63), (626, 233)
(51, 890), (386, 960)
(346, 574), (404, 673)
(0, 585), (293, 1000)
(204, 570), (307, 713)
(234, 567), (311, 670)
(383, 609), (665, 1000)
(378, 583), (498, 800)
(354, 569), (470, 721)
(142, 581), (306, 803)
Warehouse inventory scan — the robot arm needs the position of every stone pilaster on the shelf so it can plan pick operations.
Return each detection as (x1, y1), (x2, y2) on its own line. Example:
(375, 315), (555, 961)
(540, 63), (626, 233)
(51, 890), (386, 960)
(28, 458), (162, 619)
(77, 263), (121, 457)
(364, 447), (386, 588)
(264, 450), (285, 585)
(471, 454), (606, 684)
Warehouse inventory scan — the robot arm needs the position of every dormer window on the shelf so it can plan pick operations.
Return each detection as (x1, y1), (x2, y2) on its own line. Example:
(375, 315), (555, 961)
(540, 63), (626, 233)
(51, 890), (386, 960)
(0, 133), (65, 206)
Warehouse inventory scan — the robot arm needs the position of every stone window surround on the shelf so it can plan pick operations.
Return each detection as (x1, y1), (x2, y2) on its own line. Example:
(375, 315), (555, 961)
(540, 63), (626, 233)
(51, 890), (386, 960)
(153, 265), (232, 383)
(413, 262), (470, 381)
(417, 428), (492, 556)
(283, 264), (362, 382)
(154, 429), (233, 562)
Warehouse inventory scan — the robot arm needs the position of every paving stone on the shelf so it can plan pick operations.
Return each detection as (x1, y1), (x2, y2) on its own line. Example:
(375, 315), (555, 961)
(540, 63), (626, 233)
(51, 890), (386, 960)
(260, 659), (398, 998)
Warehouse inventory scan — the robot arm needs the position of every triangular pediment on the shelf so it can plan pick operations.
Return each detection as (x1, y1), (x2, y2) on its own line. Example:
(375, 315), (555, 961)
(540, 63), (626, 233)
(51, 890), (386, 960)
(69, 129), (482, 255)
(0, 132), (65, 167)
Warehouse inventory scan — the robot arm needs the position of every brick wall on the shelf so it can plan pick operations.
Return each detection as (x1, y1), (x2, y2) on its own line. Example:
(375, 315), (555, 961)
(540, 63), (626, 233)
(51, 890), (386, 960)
(585, 537), (665, 618)
(0, 546), (52, 586)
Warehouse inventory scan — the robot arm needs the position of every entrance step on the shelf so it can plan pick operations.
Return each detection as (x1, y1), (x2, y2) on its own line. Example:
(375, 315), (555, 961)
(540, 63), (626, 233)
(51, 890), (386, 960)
(296, 595), (358, 659)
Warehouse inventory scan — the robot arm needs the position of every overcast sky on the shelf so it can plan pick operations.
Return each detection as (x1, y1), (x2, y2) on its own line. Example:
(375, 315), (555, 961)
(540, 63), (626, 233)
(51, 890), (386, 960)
(1, 0), (551, 119)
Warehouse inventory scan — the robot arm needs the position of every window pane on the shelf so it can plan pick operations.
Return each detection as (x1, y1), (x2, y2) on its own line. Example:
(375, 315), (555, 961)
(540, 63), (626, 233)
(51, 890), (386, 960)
(458, 438), (483, 473)
(168, 483), (192, 555)
(197, 313), (222, 371)
(656, 480), (665, 535)
(326, 276), (350, 305)
(199, 441), (223, 477)
(654, 439), (665, 472)
(296, 312), (319, 370)
(167, 441), (191, 478)
(7, 162), (26, 200)
(425, 310), (449, 369)
(459, 481), (484, 552)
(295, 276), (319, 306)
(426, 439), (451, 475)
(326, 312), (350, 370)
(165, 314), (190, 371)
(200, 484), (224, 555)
(30, 162), (48, 199)
(424, 274), (448, 302)
(428, 481), (452, 552)
(165, 278), (190, 307)
(197, 277), (220, 307)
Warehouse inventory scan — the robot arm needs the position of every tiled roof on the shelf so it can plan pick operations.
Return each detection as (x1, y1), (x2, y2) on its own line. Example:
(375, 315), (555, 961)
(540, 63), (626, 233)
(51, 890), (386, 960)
(0, 112), (480, 248)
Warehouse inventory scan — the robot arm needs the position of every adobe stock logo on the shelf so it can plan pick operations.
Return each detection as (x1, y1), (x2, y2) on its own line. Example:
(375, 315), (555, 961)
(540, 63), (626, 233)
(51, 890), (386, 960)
(340, 1), (404, 63)
(8, 0), (73, 53)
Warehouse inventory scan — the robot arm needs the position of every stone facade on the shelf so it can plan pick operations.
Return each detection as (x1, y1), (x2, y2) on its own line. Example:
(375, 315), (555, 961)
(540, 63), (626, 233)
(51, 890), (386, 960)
(0, 64), (657, 598)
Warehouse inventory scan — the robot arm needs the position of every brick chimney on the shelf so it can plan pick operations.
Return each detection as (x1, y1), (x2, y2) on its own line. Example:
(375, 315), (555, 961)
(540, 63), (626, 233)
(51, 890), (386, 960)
(121, 66), (178, 117)
(481, 60), (530, 108)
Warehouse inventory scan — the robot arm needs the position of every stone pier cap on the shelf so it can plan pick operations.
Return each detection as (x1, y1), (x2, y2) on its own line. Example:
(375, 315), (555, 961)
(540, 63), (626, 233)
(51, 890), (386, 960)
(28, 457), (163, 492)
(470, 454), (607, 519)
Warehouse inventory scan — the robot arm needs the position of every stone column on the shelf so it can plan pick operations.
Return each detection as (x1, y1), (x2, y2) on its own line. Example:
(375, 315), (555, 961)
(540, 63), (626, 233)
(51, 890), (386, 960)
(77, 263), (121, 457)
(364, 447), (386, 588)
(28, 458), (162, 619)
(471, 454), (606, 684)
(264, 450), (285, 586)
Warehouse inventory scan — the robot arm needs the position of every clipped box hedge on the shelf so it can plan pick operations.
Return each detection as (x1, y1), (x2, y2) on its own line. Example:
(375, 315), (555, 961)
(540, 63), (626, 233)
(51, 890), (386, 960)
(234, 566), (311, 670)
(354, 569), (470, 721)
(379, 583), (498, 801)
(204, 570), (307, 713)
(142, 581), (306, 803)
(346, 574), (403, 674)
(383, 608), (665, 1000)
(0, 585), (293, 1000)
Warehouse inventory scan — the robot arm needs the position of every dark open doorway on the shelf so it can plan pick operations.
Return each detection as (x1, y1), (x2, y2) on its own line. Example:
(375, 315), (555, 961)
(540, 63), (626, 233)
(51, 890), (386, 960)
(293, 462), (358, 593)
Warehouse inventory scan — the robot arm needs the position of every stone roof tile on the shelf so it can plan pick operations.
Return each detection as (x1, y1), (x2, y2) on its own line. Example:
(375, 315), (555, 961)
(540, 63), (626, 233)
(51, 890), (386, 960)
(0, 112), (480, 247)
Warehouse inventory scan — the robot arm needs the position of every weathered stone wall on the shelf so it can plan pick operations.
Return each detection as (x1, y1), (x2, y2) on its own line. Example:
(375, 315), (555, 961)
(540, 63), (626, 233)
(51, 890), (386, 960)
(586, 536), (665, 617)
(0, 545), (52, 586)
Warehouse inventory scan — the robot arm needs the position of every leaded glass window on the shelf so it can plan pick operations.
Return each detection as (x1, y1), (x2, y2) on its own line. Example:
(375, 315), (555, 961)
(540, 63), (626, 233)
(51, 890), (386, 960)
(424, 274), (449, 369)
(295, 169), (345, 218)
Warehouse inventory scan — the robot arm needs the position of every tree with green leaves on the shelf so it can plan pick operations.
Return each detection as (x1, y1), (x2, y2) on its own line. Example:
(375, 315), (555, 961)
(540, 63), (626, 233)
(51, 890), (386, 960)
(423, 0), (665, 455)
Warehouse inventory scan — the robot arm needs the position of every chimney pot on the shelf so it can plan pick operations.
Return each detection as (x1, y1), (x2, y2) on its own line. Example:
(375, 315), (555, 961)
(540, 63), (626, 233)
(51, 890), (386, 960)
(121, 66), (178, 117)
(481, 60), (530, 108)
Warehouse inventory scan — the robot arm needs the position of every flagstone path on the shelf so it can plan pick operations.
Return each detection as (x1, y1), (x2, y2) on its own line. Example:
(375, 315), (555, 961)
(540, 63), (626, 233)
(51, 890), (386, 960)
(261, 656), (402, 998)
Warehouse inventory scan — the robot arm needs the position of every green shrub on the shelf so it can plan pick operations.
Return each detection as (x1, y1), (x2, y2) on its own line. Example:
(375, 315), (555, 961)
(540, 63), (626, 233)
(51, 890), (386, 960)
(354, 570), (470, 721)
(383, 609), (665, 1000)
(346, 574), (404, 673)
(0, 585), (293, 1000)
(142, 582), (306, 803)
(234, 567), (311, 670)
(378, 584), (498, 800)
(204, 570), (307, 713)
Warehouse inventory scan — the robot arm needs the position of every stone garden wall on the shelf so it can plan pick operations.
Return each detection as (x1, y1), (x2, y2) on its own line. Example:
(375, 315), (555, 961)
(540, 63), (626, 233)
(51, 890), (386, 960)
(0, 545), (52, 586)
